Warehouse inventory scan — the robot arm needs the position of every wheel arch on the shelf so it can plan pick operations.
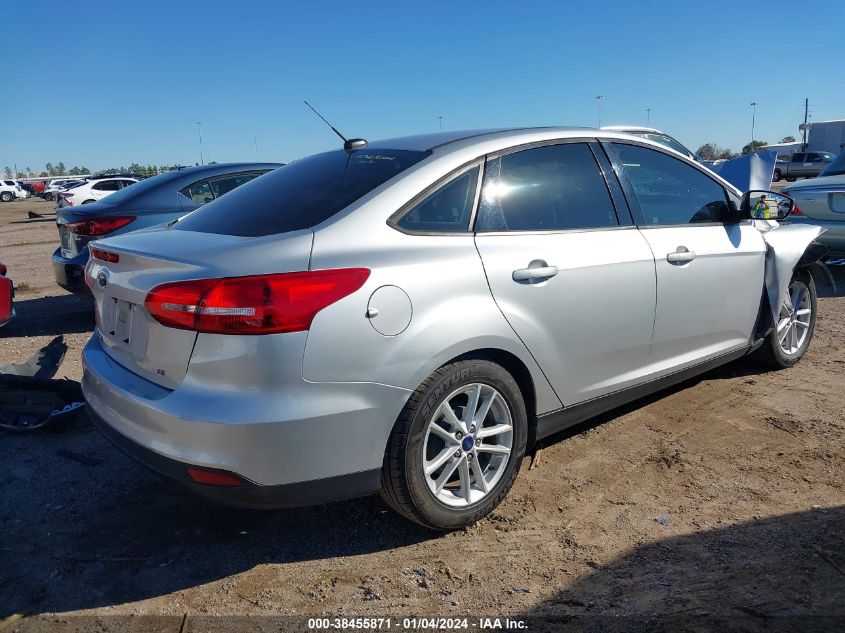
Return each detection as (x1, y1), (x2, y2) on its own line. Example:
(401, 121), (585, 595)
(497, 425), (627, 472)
(443, 347), (540, 449)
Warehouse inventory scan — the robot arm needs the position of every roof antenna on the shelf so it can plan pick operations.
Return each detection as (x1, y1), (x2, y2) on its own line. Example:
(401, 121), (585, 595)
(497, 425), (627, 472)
(304, 100), (367, 151)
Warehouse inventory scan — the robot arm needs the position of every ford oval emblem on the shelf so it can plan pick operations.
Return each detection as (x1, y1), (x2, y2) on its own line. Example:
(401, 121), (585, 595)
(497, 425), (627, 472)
(97, 271), (108, 288)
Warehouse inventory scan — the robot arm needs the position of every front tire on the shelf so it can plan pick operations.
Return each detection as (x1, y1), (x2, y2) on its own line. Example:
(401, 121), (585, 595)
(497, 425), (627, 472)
(772, 169), (782, 182)
(753, 271), (816, 369)
(82, 199), (95, 205)
(0, 192), (12, 202)
(380, 359), (528, 530)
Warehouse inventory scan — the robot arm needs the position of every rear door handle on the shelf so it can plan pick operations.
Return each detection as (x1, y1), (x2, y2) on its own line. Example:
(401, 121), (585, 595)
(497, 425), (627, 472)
(666, 246), (696, 264)
(512, 265), (559, 281)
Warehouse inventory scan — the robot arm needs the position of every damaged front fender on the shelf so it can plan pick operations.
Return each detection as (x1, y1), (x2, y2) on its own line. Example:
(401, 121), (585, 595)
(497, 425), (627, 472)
(760, 223), (827, 321)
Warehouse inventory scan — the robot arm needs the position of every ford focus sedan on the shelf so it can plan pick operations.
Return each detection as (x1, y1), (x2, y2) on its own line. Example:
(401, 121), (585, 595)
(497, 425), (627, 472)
(82, 128), (824, 530)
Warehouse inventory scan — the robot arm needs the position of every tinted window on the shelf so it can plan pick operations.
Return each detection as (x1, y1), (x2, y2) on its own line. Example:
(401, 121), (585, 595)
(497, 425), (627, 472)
(476, 143), (618, 232)
(3, 180), (14, 186)
(180, 180), (214, 204)
(395, 167), (478, 233)
(607, 143), (730, 225)
(208, 172), (262, 198)
(93, 180), (120, 191)
(117, 179), (137, 188)
(791, 153), (805, 162)
(176, 149), (428, 236)
(808, 154), (824, 163)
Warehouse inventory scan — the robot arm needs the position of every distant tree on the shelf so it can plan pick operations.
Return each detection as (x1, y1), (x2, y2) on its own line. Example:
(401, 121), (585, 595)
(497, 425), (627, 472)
(57, 162), (66, 175)
(39, 171), (48, 177)
(742, 140), (768, 155)
(717, 149), (735, 159)
(3, 166), (11, 178)
(45, 162), (54, 176)
(781, 136), (796, 143)
(696, 144), (717, 160)
(25, 167), (33, 177)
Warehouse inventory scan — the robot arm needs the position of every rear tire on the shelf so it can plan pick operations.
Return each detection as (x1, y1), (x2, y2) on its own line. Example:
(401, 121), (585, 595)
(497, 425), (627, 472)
(753, 271), (816, 369)
(786, 176), (796, 182)
(772, 169), (782, 182)
(380, 359), (527, 530)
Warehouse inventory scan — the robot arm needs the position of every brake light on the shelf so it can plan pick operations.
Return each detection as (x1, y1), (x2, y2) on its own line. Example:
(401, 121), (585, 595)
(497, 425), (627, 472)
(791, 204), (804, 216)
(66, 216), (136, 236)
(145, 268), (370, 334)
(90, 248), (119, 263)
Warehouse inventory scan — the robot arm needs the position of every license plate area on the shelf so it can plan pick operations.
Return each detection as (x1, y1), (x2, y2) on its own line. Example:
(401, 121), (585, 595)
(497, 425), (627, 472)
(101, 297), (150, 355)
(59, 225), (72, 258)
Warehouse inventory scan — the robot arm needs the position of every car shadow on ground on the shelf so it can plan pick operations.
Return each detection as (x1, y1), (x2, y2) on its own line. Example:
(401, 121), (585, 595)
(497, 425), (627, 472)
(0, 413), (437, 617)
(818, 260), (845, 298)
(517, 506), (845, 631)
(1, 294), (94, 337)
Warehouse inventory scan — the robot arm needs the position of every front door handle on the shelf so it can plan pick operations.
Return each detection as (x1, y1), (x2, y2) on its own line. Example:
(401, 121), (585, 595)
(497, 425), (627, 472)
(512, 264), (559, 282)
(666, 246), (696, 264)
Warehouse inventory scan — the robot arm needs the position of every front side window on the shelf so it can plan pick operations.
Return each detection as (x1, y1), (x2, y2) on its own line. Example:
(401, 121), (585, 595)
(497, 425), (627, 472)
(792, 153), (805, 162)
(394, 167), (478, 233)
(607, 143), (730, 225)
(176, 149), (428, 236)
(93, 180), (120, 192)
(476, 143), (618, 232)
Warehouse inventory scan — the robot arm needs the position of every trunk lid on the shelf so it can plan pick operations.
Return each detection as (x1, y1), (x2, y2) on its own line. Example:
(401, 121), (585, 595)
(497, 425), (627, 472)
(785, 176), (845, 223)
(87, 226), (313, 389)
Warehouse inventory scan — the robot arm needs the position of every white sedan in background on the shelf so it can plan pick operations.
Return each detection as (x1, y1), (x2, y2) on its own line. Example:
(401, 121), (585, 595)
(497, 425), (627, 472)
(58, 177), (139, 206)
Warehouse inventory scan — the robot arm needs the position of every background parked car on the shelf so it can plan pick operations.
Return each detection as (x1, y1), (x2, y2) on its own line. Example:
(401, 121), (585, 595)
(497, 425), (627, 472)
(783, 149), (845, 257)
(57, 176), (139, 207)
(53, 162), (281, 295)
(0, 181), (25, 202)
(14, 181), (36, 197)
(42, 179), (84, 201)
(773, 151), (836, 182)
(0, 262), (13, 327)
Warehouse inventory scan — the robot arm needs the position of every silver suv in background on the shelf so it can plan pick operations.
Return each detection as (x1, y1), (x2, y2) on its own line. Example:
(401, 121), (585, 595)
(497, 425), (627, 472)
(82, 128), (824, 530)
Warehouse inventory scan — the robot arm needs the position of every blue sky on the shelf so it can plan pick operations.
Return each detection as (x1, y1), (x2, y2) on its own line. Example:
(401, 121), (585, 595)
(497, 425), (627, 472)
(3, 1), (844, 172)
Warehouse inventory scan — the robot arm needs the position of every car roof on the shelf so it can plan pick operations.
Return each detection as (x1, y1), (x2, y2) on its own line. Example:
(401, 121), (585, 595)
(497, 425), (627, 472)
(600, 125), (664, 134)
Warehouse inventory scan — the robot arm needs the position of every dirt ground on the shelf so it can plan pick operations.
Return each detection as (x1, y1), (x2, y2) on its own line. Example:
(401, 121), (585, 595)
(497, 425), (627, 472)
(0, 197), (843, 631)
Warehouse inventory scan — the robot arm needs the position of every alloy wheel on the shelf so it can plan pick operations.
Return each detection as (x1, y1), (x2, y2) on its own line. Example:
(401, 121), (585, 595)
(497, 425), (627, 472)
(422, 383), (513, 507)
(777, 281), (812, 355)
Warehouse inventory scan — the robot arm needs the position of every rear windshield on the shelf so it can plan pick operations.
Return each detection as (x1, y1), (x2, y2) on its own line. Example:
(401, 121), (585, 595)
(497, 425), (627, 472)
(175, 148), (429, 236)
(821, 151), (845, 177)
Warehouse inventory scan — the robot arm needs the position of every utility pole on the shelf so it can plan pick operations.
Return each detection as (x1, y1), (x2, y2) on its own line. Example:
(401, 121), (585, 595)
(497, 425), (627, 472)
(802, 98), (809, 150)
(438, 115), (443, 131)
(750, 102), (758, 153)
(254, 137), (259, 161)
(646, 108), (651, 126)
(195, 122), (204, 165)
(595, 96), (604, 127)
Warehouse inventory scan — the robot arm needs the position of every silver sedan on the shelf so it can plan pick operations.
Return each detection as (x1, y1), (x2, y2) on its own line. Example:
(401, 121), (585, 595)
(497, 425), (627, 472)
(82, 127), (825, 529)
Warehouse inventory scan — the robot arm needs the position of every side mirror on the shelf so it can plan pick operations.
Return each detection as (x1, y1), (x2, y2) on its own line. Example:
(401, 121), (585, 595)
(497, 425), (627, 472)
(740, 190), (794, 220)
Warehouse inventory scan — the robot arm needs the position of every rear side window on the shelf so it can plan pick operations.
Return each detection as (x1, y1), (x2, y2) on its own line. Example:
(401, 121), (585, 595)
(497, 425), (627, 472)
(208, 172), (263, 198)
(792, 153), (805, 162)
(181, 180), (213, 204)
(394, 166), (479, 233)
(476, 143), (618, 232)
(176, 149), (428, 236)
(93, 180), (120, 191)
(607, 143), (730, 225)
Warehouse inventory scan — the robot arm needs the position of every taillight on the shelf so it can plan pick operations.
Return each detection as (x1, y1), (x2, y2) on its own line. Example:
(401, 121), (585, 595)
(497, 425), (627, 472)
(791, 204), (804, 216)
(145, 269), (370, 335)
(90, 248), (119, 263)
(66, 216), (136, 236)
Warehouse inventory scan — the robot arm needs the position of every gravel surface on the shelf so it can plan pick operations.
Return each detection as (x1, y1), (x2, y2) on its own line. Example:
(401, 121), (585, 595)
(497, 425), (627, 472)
(0, 196), (842, 629)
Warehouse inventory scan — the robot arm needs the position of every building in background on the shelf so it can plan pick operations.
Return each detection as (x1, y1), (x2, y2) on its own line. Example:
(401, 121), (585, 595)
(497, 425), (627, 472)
(808, 120), (845, 154)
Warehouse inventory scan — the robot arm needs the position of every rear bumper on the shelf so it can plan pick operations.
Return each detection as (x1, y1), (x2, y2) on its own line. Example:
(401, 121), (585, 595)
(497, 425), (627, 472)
(52, 247), (92, 296)
(81, 332), (410, 507)
(89, 404), (380, 508)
